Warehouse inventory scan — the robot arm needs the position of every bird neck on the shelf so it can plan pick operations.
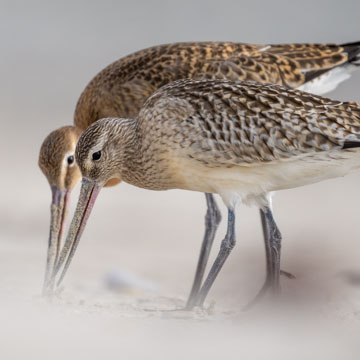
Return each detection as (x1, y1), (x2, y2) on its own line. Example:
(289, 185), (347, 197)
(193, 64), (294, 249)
(114, 117), (173, 190)
(114, 118), (146, 186)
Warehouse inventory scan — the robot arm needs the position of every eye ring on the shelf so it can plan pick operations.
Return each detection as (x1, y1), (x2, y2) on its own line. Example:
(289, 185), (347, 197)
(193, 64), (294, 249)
(67, 155), (74, 165)
(92, 151), (102, 161)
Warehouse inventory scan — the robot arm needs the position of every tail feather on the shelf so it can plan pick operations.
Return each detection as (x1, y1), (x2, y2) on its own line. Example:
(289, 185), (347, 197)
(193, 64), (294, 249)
(343, 141), (360, 149)
(305, 41), (360, 83)
(301, 41), (360, 94)
(340, 41), (360, 66)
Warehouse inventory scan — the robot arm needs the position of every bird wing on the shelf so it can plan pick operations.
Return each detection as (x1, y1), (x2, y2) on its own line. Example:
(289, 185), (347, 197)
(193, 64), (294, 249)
(190, 53), (303, 88)
(75, 42), (360, 128)
(141, 79), (360, 165)
(116, 43), (359, 103)
(190, 42), (360, 89)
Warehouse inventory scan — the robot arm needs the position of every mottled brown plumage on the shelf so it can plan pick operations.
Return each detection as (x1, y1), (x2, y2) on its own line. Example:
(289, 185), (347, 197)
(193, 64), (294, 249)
(39, 40), (360, 297)
(76, 79), (360, 191)
(40, 41), (360, 190)
(56, 79), (360, 307)
(74, 41), (360, 130)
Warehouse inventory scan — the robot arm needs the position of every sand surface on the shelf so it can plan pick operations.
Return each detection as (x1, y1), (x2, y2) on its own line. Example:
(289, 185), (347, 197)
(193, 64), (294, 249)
(3, 155), (360, 359)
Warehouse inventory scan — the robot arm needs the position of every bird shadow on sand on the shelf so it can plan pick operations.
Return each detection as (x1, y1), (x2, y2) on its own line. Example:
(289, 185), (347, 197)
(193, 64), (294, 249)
(338, 270), (360, 287)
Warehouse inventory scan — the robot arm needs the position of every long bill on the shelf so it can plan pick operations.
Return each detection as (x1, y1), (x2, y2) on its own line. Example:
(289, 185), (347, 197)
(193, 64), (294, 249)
(43, 186), (71, 296)
(50, 178), (102, 289)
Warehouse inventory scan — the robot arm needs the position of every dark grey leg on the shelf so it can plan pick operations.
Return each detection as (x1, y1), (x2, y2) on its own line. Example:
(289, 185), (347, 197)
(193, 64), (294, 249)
(260, 209), (272, 280)
(265, 207), (282, 290)
(261, 209), (295, 280)
(190, 208), (236, 309)
(185, 193), (222, 309)
(245, 207), (282, 309)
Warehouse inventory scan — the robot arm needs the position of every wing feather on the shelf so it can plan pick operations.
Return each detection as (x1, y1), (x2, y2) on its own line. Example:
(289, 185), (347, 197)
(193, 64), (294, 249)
(141, 79), (360, 165)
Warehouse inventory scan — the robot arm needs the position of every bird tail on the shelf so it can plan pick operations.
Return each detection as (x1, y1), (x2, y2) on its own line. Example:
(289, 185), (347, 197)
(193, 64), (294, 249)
(299, 41), (360, 95)
(340, 41), (360, 66)
(343, 141), (360, 149)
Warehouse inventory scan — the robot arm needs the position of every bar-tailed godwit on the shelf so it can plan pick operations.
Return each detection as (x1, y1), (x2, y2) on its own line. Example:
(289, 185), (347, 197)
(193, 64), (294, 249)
(39, 41), (360, 299)
(53, 78), (360, 308)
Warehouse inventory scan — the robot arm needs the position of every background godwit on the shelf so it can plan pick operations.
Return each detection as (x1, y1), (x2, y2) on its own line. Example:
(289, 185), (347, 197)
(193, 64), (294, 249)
(55, 78), (360, 308)
(39, 41), (360, 300)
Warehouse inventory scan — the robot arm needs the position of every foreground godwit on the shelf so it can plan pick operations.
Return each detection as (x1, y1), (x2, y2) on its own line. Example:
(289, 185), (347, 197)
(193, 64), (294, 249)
(39, 41), (360, 299)
(53, 78), (360, 308)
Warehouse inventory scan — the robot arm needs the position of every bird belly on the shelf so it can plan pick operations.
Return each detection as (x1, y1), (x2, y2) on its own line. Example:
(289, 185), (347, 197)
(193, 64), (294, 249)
(174, 149), (360, 208)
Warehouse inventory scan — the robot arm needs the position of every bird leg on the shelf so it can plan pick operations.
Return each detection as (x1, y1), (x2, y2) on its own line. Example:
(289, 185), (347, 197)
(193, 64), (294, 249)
(261, 208), (294, 279)
(189, 208), (236, 309)
(244, 207), (283, 309)
(264, 206), (282, 290)
(185, 193), (222, 309)
(260, 208), (272, 279)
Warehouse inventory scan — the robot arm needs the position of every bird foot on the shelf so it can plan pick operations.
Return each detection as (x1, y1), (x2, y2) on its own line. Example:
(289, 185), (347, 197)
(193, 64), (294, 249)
(280, 269), (296, 279)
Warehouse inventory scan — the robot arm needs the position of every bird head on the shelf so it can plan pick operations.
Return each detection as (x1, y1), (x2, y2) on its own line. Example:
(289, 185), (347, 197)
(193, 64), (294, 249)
(39, 126), (83, 191)
(74, 118), (128, 186)
(51, 118), (136, 288)
(38, 125), (83, 294)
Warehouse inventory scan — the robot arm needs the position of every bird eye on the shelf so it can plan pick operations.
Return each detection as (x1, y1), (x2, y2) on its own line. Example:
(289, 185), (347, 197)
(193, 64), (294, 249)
(92, 151), (102, 161)
(67, 155), (74, 165)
